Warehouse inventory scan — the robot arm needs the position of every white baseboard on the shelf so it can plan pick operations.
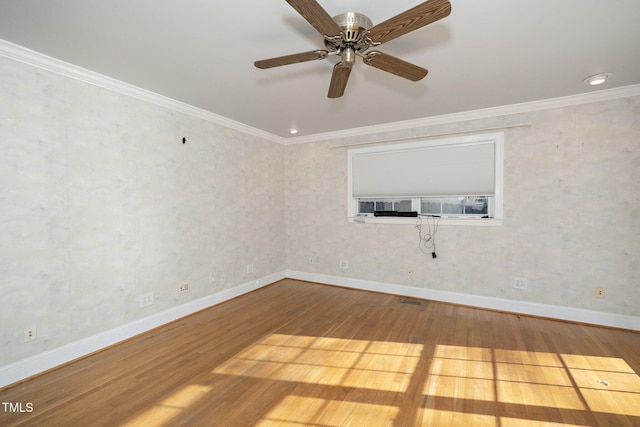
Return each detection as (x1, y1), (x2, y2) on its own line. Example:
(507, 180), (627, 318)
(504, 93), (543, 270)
(285, 270), (640, 331)
(0, 271), (285, 389)
(2, 270), (637, 388)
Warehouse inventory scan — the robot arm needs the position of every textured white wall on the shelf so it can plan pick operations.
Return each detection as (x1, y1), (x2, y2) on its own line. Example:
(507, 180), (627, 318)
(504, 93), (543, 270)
(0, 57), (285, 365)
(285, 97), (640, 318)
(1, 52), (638, 372)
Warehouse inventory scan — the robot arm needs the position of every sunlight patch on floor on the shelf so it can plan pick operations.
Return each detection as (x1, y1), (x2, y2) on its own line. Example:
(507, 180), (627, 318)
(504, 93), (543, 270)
(213, 333), (423, 392)
(213, 337), (639, 425)
(417, 408), (499, 426)
(256, 395), (399, 427)
(499, 417), (589, 427)
(562, 354), (640, 417)
(423, 357), (496, 401)
(421, 344), (640, 424)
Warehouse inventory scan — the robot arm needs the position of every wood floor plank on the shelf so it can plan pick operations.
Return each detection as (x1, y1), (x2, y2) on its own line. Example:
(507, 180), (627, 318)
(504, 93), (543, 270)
(1, 279), (639, 426)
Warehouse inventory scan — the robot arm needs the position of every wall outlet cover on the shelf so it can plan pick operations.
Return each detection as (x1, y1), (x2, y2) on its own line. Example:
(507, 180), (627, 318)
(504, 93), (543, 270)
(23, 327), (37, 343)
(513, 277), (528, 289)
(139, 292), (154, 307)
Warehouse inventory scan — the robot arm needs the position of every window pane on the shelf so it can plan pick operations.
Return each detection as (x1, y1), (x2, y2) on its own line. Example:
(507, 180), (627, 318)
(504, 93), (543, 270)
(359, 200), (375, 214)
(375, 201), (393, 211)
(395, 200), (413, 212)
(464, 196), (488, 215)
(358, 198), (414, 214)
(360, 197), (489, 217)
(442, 198), (464, 215)
(421, 196), (490, 216)
(421, 199), (441, 215)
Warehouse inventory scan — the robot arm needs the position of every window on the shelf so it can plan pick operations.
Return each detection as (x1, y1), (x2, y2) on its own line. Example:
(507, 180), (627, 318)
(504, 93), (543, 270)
(358, 199), (413, 214)
(347, 133), (504, 225)
(421, 196), (488, 216)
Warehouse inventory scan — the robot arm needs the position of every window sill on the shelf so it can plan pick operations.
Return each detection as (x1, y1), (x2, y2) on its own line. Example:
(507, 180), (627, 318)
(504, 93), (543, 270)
(348, 216), (503, 226)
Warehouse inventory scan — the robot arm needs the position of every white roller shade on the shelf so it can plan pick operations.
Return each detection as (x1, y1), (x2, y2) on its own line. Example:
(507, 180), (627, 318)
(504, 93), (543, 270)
(352, 142), (495, 198)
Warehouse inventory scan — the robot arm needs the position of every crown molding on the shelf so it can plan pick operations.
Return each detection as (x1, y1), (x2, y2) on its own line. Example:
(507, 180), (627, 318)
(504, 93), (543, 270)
(2, 39), (638, 147)
(286, 84), (640, 144)
(0, 39), (288, 145)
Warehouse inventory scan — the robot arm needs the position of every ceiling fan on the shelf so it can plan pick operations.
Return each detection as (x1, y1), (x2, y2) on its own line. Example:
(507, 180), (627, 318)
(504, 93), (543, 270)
(254, 0), (452, 98)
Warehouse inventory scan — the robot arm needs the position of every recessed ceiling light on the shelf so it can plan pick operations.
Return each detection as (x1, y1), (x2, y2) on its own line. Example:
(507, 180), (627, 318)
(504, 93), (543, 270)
(583, 73), (613, 86)
(289, 127), (299, 135)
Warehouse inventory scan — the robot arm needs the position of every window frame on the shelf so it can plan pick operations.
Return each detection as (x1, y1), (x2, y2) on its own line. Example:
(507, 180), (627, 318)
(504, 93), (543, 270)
(347, 132), (504, 226)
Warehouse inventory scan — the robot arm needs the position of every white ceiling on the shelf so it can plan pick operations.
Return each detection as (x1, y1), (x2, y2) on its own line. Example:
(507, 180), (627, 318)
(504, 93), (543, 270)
(1, 0), (639, 140)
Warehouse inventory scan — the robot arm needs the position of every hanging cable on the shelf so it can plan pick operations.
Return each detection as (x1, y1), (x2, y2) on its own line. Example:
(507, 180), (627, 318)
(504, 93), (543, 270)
(416, 215), (440, 258)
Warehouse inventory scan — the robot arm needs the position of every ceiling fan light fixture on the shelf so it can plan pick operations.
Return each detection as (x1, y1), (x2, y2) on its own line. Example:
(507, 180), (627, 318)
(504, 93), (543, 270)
(342, 47), (356, 66)
(583, 73), (613, 86)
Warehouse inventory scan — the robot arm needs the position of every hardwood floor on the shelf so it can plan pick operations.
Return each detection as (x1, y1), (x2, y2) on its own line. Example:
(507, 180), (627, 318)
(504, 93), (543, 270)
(1, 279), (639, 426)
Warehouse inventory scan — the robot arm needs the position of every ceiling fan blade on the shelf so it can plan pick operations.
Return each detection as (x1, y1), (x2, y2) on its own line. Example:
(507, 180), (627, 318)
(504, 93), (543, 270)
(254, 50), (328, 69)
(367, 0), (451, 45)
(327, 63), (352, 98)
(286, 0), (342, 38)
(363, 51), (428, 81)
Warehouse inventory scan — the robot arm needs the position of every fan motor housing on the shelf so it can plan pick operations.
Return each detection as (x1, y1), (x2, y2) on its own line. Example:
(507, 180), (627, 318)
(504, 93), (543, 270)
(332, 12), (373, 42)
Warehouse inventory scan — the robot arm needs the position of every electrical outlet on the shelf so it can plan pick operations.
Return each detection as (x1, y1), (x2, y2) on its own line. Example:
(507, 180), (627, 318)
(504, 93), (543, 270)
(23, 326), (36, 343)
(595, 287), (606, 298)
(340, 260), (349, 269)
(139, 292), (154, 307)
(179, 283), (189, 293)
(408, 268), (415, 277)
(513, 277), (528, 289)
(246, 263), (254, 274)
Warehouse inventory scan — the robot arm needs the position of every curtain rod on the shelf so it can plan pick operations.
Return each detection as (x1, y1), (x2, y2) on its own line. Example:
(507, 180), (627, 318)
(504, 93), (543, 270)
(329, 122), (531, 149)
